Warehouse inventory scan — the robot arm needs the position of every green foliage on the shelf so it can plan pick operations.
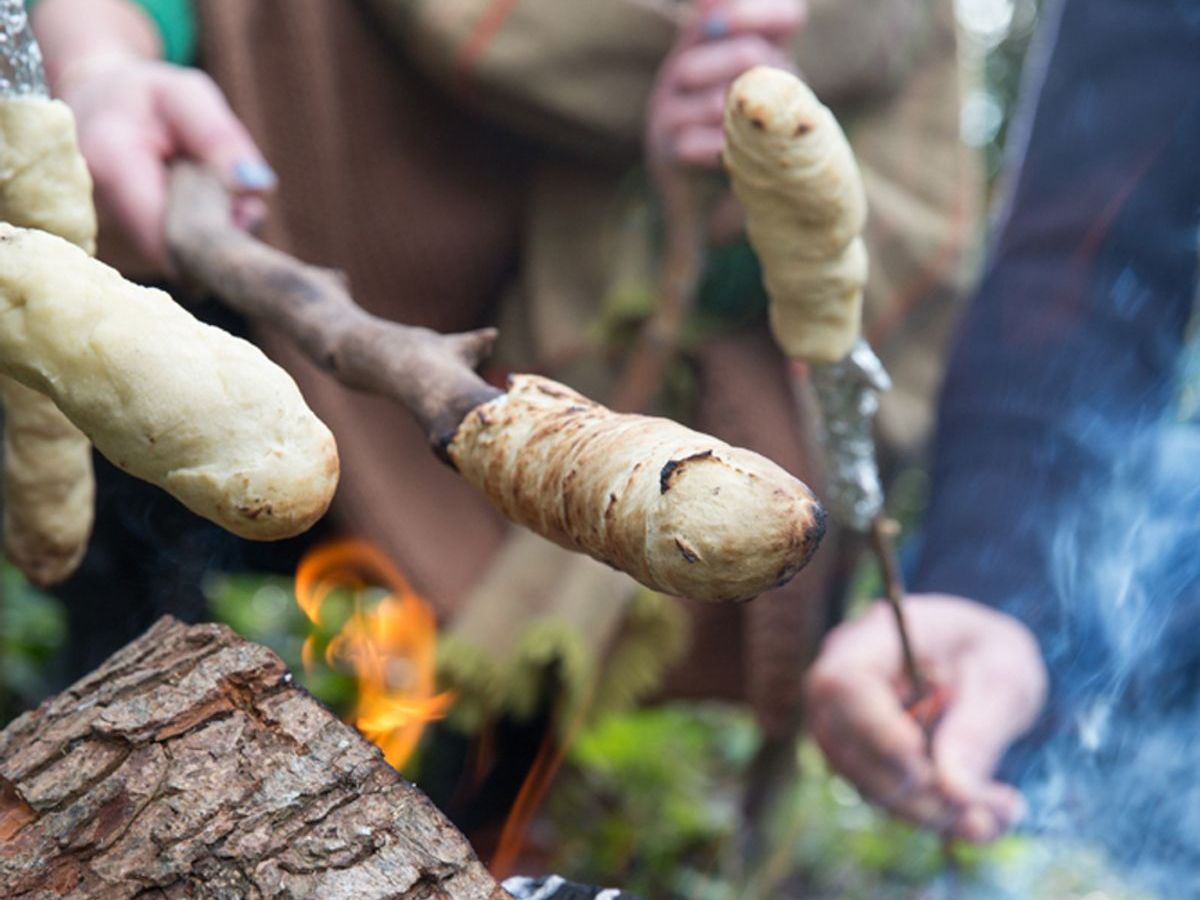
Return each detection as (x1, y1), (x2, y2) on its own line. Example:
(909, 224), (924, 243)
(0, 565), (66, 726)
(540, 705), (1150, 899)
(547, 704), (758, 897)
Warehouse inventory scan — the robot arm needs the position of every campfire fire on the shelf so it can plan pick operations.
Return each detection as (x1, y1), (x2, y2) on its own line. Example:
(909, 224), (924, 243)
(293, 539), (577, 877)
(294, 539), (454, 769)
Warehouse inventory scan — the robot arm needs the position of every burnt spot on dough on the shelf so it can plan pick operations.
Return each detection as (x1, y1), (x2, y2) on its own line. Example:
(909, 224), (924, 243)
(559, 466), (580, 531)
(238, 501), (274, 521)
(674, 536), (702, 564)
(659, 450), (715, 494)
(772, 501), (827, 587)
(605, 492), (619, 525)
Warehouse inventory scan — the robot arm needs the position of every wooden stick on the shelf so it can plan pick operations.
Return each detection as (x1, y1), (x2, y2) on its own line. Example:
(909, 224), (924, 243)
(868, 515), (927, 713)
(165, 163), (500, 449)
(608, 165), (708, 414)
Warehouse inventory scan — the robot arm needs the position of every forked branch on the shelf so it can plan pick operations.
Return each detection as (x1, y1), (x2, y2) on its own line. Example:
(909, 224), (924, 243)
(165, 163), (500, 447)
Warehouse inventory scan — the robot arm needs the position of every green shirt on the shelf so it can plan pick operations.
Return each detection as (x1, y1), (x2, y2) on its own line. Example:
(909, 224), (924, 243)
(27, 0), (195, 65)
(129, 0), (195, 64)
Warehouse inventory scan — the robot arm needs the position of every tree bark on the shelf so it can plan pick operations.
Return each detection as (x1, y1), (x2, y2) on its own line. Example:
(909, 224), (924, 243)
(0, 617), (509, 900)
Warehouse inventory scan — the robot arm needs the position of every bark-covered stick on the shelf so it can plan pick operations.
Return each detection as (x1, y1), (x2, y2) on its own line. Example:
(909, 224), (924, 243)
(167, 164), (826, 603)
(167, 164), (501, 448)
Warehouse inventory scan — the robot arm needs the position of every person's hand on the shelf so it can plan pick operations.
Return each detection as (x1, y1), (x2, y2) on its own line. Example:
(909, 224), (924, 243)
(54, 55), (274, 272)
(647, 0), (806, 169)
(805, 595), (1048, 842)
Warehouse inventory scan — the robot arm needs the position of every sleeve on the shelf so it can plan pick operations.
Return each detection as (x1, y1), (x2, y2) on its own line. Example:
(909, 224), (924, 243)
(127, 0), (195, 65)
(911, 0), (1200, 707)
(25, 0), (195, 64)
(359, 0), (678, 162)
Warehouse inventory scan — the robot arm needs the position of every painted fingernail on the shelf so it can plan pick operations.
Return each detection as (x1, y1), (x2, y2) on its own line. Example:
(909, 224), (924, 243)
(701, 13), (730, 39)
(232, 158), (277, 190)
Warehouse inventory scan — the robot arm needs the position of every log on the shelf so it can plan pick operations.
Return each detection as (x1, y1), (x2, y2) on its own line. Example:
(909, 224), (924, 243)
(0, 617), (509, 900)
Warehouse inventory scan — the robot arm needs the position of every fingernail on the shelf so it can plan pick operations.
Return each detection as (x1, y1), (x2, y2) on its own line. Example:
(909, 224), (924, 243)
(701, 13), (730, 39)
(232, 158), (277, 190)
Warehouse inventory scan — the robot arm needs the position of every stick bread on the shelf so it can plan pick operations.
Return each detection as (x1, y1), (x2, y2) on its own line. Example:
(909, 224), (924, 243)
(723, 66), (868, 364)
(0, 98), (97, 583)
(0, 223), (339, 540)
(447, 374), (825, 602)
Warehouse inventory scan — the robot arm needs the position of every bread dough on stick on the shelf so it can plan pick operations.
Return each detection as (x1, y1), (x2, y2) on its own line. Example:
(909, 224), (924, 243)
(0, 378), (93, 585)
(0, 98), (97, 584)
(0, 224), (339, 541)
(0, 99), (97, 251)
(448, 374), (825, 603)
(722, 66), (868, 364)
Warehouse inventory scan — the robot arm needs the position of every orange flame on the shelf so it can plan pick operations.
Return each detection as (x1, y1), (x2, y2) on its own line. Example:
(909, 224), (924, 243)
(490, 690), (595, 879)
(294, 539), (454, 769)
(490, 725), (571, 879)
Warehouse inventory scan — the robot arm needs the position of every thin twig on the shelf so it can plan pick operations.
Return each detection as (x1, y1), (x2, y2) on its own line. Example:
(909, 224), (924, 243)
(870, 515), (961, 863)
(869, 514), (926, 706)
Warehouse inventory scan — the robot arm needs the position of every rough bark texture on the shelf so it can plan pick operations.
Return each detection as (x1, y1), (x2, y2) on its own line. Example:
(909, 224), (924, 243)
(0, 617), (508, 900)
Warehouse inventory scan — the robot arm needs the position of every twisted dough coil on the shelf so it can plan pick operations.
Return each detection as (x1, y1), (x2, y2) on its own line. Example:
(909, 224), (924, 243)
(448, 374), (825, 602)
(723, 66), (868, 365)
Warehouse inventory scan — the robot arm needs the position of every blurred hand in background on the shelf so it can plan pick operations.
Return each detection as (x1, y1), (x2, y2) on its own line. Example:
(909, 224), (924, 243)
(647, 0), (806, 169)
(33, 0), (273, 272)
(805, 595), (1048, 842)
